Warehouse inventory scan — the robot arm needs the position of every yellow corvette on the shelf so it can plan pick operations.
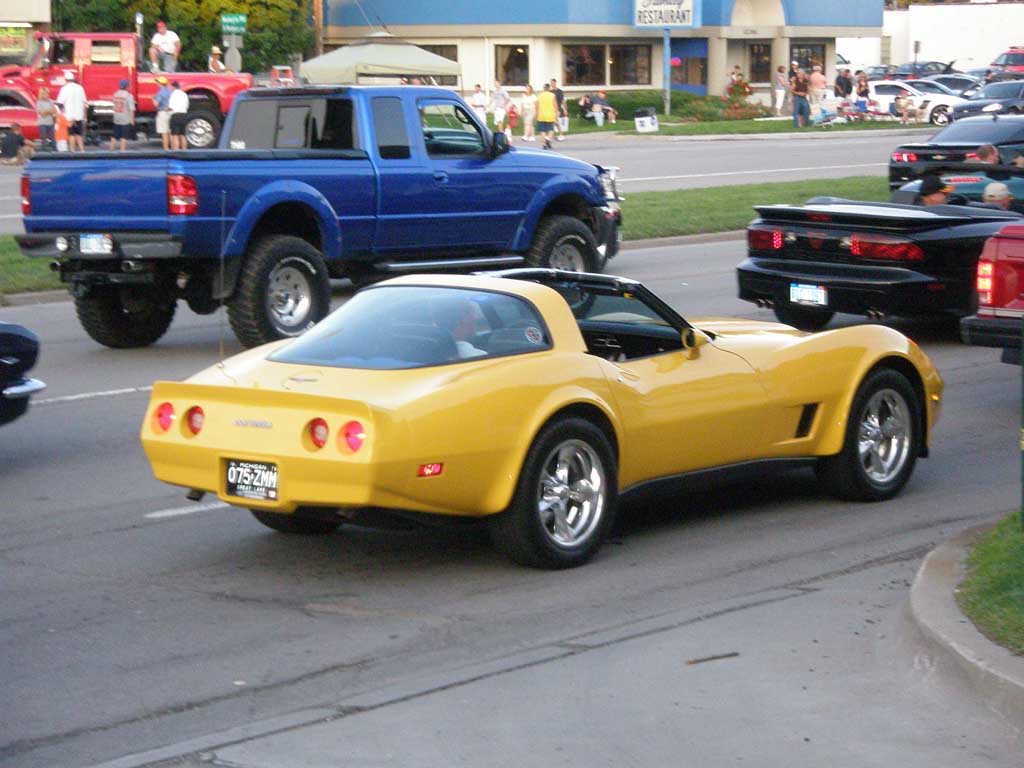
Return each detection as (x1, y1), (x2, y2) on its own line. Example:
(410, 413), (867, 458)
(141, 270), (942, 569)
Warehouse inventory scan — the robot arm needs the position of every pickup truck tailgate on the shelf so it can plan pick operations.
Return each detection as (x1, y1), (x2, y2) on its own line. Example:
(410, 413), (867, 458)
(24, 156), (171, 231)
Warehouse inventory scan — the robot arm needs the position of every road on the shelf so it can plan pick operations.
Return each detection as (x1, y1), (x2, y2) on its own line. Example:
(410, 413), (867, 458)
(1, 239), (1020, 767)
(0, 131), (916, 235)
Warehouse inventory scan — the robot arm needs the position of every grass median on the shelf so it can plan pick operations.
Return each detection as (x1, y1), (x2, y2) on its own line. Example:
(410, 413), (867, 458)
(956, 512), (1024, 655)
(0, 175), (890, 299)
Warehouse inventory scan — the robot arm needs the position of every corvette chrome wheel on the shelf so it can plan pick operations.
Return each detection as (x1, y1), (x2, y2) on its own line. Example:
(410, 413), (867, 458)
(536, 439), (607, 548)
(857, 388), (912, 485)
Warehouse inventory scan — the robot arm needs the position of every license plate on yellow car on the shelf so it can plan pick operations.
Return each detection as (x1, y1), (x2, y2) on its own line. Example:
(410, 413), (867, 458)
(226, 459), (278, 501)
(789, 283), (828, 306)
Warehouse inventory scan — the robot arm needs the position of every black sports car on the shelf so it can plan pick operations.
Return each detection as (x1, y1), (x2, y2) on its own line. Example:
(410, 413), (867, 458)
(889, 115), (1024, 189)
(951, 79), (1024, 121)
(1, 322), (46, 426)
(737, 199), (1019, 332)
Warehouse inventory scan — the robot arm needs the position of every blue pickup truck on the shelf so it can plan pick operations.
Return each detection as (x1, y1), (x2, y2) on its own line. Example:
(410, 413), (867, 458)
(16, 86), (622, 348)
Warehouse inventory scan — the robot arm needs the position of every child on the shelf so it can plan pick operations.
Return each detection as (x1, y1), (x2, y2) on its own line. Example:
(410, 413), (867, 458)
(54, 110), (70, 152)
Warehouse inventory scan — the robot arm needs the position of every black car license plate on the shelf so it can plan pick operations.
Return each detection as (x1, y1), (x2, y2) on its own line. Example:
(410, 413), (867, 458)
(226, 460), (278, 501)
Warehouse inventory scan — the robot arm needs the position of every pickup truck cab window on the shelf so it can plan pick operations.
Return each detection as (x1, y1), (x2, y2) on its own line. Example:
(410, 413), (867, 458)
(419, 101), (485, 157)
(372, 96), (411, 159)
(228, 97), (357, 150)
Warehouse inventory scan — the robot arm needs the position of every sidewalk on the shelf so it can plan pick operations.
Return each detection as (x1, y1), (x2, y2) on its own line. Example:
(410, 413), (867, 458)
(908, 524), (1024, 728)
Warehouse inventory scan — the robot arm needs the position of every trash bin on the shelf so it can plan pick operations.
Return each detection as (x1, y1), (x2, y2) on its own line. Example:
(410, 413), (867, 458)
(634, 107), (659, 133)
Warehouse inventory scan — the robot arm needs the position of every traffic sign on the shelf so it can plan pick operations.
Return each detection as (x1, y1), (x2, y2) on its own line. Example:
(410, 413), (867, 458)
(221, 13), (247, 35)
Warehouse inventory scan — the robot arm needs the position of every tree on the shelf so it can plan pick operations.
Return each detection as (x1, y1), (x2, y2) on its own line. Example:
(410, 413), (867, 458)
(53, 0), (313, 73)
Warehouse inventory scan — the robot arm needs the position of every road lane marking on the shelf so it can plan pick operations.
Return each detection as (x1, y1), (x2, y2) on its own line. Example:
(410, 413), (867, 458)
(620, 162), (884, 183)
(146, 501), (229, 519)
(35, 385), (153, 405)
(0, 213), (23, 219)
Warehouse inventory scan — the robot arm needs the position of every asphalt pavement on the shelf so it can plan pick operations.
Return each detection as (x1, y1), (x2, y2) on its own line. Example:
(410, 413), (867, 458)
(2, 238), (1022, 767)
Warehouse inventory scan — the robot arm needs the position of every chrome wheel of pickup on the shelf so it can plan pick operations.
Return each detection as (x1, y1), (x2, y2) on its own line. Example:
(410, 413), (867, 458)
(267, 260), (314, 331)
(548, 236), (589, 271)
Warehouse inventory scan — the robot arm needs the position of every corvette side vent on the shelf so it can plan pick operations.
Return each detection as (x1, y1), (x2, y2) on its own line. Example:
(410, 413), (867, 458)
(795, 404), (818, 438)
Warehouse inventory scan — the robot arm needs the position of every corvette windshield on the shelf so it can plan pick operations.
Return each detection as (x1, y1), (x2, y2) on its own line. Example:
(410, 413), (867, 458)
(269, 286), (551, 369)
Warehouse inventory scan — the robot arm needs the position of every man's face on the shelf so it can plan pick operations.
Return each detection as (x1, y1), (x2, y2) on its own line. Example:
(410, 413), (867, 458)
(922, 191), (948, 206)
(157, 22), (167, 34)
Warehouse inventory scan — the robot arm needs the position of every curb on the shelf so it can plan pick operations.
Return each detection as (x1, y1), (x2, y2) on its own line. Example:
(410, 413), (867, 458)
(908, 523), (1024, 728)
(0, 288), (67, 307)
(560, 127), (931, 144)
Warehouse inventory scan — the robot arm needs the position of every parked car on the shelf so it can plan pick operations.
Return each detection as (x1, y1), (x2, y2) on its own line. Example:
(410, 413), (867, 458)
(868, 80), (965, 125)
(863, 64), (896, 80)
(951, 79), (1024, 121)
(737, 196), (1019, 330)
(888, 115), (1024, 189)
(0, 322), (45, 426)
(894, 61), (956, 79)
(141, 269), (942, 569)
(925, 73), (983, 99)
(961, 223), (1024, 364)
(990, 46), (1024, 74)
(0, 31), (252, 148)
(17, 86), (622, 350)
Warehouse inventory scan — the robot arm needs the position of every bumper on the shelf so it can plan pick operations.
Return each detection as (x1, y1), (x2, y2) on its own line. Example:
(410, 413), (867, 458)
(737, 258), (971, 317)
(960, 314), (1021, 349)
(16, 232), (182, 261)
(3, 377), (46, 399)
(592, 205), (621, 265)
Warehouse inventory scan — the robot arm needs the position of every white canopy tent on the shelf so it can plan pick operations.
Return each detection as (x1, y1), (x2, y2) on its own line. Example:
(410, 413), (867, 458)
(300, 36), (461, 85)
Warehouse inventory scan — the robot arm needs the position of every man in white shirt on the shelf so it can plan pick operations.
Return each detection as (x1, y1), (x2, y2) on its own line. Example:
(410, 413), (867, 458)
(469, 84), (488, 122)
(149, 20), (181, 73)
(56, 71), (87, 152)
(168, 81), (190, 150)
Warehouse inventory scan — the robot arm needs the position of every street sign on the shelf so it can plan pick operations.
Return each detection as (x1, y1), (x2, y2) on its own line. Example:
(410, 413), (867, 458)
(221, 13), (247, 35)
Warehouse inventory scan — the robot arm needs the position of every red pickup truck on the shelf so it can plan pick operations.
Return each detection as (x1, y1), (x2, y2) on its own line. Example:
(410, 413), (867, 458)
(961, 223), (1024, 364)
(0, 31), (251, 148)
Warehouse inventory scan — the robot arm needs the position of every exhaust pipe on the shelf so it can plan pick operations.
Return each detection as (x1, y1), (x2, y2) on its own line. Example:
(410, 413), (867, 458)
(866, 309), (886, 320)
(122, 260), (143, 273)
(754, 298), (775, 308)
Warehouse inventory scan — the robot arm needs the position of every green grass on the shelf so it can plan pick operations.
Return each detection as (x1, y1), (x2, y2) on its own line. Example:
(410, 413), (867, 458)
(0, 235), (61, 300)
(632, 119), (935, 137)
(619, 176), (890, 241)
(957, 512), (1024, 655)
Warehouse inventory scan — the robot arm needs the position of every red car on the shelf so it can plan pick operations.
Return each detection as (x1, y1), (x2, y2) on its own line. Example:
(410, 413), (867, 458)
(991, 46), (1024, 73)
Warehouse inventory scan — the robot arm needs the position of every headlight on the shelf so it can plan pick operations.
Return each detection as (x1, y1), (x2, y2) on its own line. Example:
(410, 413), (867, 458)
(982, 103), (1003, 112)
(599, 166), (620, 202)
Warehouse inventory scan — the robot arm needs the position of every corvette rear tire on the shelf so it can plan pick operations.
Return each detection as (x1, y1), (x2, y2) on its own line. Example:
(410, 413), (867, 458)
(489, 417), (617, 569)
(816, 369), (920, 501)
(228, 235), (331, 348)
(528, 215), (599, 272)
(772, 304), (834, 332)
(75, 286), (175, 348)
(250, 507), (342, 535)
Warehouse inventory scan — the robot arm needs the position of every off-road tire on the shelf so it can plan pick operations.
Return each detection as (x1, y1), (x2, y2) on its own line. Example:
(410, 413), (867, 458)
(250, 507), (342, 535)
(489, 417), (617, 569)
(527, 215), (599, 272)
(773, 304), (835, 332)
(75, 286), (176, 348)
(228, 235), (331, 348)
(816, 368), (921, 501)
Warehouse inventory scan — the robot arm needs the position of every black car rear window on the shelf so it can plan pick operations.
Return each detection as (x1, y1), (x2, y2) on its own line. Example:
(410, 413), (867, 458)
(932, 118), (1024, 144)
(977, 82), (1024, 100)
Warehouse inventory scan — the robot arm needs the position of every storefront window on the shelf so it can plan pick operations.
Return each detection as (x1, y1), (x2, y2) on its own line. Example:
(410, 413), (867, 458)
(791, 44), (825, 73)
(610, 45), (651, 85)
(420, 44), (458, 86)
(495, 45), (529, 86)
(671, 57), (707, 88)
(563, 45), (604, 86)
(748, 43), (771, 83)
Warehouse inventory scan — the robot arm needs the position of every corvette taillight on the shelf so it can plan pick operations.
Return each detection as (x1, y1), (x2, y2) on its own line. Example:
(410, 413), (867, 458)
(748, 228), (783, 251)
(309, 418), (329, 449)
(341, 420), (366, 453)
(185, 406), (204, 435)
(154, 402), (175, 432)
(167, 174), (198, 215)
(20, 175), (30, 215)
(849, 234), (923, 262)
(977, 260), (994, 306)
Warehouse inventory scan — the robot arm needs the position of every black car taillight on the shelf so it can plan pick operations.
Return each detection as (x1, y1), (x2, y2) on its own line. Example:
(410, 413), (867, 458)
(748, 227), (783, 251)
(891, 151), (918, 163)
(848, 233), (923, 262)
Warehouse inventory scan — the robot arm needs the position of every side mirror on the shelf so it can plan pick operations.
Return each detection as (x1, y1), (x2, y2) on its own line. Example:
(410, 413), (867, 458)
(491, 130), (510, 158)
(682, 327), (709, 359)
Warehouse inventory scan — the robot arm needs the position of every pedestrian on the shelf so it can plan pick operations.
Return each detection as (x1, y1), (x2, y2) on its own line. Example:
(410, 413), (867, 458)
(729, 64), (743, 86)
(591, 90), (618, 124)
(56, 71), (87, 152)
(549, 78), (567, 141)
(774, 65), (788, 116)
(976, 144), (999, 164)
(834, 68), (853, 98)
(983, 181), (1013, 210)
(917, 176), (952, 206)
(208, 46), (227, 74)
(36, 87), (58, 151)
(788, 60), (800, 88)
(110, 78), (136, 152)
(536, 83), (558, 150)
(791, 69), (810, 128)
(521, 84), (538, 141)
(149, 20), (181, 73)
(855, 72), (870, 115)
(168, 80), (190, 151)
(809, 64), (827, 104)
(469, 83), (488, 122)
(53, 110), (69, 152)
(490, 79), (510, 136)
(0, 123), (33, 165)
(154, 76), (173, 150)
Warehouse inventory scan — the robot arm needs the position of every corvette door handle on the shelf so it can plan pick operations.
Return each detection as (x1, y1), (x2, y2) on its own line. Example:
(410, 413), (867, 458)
(433, 171), (449, 183)
(615, 369), (641, 383)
